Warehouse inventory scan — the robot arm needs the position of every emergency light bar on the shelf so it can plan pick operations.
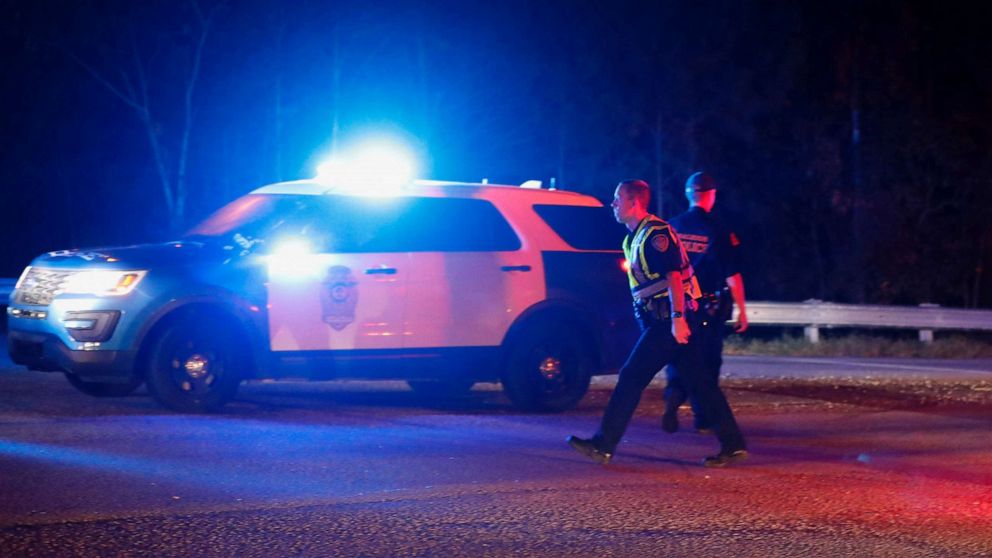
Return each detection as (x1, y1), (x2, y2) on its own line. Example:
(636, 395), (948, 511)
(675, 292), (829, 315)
(315, 138), (419, 194)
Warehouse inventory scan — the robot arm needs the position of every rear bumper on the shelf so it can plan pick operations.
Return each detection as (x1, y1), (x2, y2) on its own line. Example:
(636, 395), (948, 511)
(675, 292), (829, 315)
(7, 329), (137, 382)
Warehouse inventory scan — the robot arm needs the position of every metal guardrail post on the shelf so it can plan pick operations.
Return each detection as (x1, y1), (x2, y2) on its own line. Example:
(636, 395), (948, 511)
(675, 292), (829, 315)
(803, 299), (820, 343)
(918, 303), (938, 342)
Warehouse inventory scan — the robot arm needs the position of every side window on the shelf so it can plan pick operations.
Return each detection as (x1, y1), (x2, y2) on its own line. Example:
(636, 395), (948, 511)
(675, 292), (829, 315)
(304, 196), (520, 253)
(376, 197), (521, 252)
(293, 196), (400, 253)
(533, 204), (625, 250)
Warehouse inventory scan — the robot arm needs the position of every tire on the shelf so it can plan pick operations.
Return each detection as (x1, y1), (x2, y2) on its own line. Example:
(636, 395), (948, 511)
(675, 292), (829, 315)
(502, 323), (593, 412)
(143, 316), (243, 413)
(64, 372), (142, 398)
(407, 378), (475, 398)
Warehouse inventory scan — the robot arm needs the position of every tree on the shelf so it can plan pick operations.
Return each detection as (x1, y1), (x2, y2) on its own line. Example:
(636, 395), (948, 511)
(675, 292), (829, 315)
(65, 0), (219, 232)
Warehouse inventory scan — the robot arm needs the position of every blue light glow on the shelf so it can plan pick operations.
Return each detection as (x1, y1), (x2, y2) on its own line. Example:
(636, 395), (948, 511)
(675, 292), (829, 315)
(315, 137), (419, 195)
(0, 418), (477, 500)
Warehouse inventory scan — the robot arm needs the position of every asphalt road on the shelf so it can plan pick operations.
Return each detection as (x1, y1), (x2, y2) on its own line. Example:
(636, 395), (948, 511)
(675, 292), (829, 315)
(0, 356), (990, 557)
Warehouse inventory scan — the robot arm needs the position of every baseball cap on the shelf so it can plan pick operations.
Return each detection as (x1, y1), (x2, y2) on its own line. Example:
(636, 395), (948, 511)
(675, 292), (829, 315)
(685, 172), (717, 192)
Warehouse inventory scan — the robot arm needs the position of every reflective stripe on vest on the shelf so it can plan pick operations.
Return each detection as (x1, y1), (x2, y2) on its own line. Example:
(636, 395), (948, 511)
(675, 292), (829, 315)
(623, 216), (701, 301)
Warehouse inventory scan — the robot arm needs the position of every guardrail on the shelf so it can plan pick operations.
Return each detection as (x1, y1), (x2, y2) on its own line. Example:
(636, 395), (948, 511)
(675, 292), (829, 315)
(2, 278), (991, 343)
(741, 300), (992, 343)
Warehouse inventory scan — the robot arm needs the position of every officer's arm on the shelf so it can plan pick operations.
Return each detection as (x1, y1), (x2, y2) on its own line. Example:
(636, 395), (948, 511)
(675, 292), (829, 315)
(726, 272), (748, 333)
(667, 270), (691, 344)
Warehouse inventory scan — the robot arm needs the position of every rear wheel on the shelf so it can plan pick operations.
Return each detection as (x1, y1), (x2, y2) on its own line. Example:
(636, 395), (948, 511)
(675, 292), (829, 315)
(64, 372), (142, 398)
(502, 323), (593, 412)
(144, 316), (243, 413)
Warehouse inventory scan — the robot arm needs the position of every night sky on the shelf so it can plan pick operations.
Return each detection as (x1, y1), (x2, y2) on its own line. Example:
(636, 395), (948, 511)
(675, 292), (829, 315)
(3, 0), (991, 307)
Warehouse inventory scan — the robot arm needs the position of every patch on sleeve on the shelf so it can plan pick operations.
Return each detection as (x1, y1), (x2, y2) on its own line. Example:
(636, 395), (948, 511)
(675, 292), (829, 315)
(729, 232), (741, 247)
(651, 234), (670, 252)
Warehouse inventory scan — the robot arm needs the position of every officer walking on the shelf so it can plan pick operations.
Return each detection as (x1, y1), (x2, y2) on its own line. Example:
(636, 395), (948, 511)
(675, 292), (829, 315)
(663, 172), (749, 434)
(567, 179), (747, 468)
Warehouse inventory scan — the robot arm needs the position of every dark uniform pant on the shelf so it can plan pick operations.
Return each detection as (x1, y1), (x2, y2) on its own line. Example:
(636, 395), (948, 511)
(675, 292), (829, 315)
(666, 297), (728, 428)
(593, 311), (745, 454)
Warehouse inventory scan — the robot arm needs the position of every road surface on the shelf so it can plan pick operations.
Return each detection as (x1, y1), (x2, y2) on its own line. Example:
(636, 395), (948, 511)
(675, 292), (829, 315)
(0, 356), (990, 557)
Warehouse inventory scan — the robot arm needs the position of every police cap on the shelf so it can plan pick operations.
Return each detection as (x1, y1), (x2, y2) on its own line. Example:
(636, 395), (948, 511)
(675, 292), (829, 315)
(685, 172), (717, 192)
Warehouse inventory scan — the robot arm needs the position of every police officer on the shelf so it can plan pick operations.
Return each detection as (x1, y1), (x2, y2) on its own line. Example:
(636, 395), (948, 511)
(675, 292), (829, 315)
(663, 172), (749, 434)
(567, 179), (747, 468)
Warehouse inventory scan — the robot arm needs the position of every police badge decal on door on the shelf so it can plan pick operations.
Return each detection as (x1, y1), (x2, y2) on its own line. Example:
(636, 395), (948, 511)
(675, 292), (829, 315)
(321, 265), (358, 331)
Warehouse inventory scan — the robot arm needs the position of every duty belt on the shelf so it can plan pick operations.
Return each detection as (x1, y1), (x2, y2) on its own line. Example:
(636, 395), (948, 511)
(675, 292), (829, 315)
(635, 296), (671, 316)
(631, 280), (669, 300)
(634, 296), (700, 321)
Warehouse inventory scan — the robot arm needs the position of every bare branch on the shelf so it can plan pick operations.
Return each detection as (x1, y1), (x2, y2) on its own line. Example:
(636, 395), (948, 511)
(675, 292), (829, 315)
(188, 0), (206, 28)
(64, 50), (144, 112)
(118, 67), (138, 104)
(120, 26), (173, 215)
(129, 32), (151, 112)
(174, 0), (217, 226)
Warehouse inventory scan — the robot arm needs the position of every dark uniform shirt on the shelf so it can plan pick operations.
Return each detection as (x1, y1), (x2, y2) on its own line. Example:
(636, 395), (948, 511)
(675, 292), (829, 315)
(669, 207), (742, 295)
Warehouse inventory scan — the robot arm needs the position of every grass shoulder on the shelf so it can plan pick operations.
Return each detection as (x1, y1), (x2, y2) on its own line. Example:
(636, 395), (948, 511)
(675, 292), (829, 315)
(723, 332), (992, 358)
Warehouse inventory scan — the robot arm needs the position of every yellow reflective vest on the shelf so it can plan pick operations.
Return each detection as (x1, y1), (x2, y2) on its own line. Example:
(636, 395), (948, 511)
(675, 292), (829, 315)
(622, 215), (701, 302)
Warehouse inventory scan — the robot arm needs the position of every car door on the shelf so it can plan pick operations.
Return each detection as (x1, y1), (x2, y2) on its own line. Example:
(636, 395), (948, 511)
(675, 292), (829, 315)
(266, 195), (409, 351)
(397, 197), (538, 348)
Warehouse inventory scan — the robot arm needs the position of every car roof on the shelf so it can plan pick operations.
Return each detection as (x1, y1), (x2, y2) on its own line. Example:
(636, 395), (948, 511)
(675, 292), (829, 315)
(250, 179), (604, 207)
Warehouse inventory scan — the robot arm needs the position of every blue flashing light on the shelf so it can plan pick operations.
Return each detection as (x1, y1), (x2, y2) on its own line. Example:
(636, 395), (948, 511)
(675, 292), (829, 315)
(315, 138), (419, 195)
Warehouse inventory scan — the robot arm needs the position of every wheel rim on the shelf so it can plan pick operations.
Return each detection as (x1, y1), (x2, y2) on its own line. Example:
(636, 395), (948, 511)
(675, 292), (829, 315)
(168, 339), (224, 394)
(537, 356), (563, 381)
(530, 343), (573, 397)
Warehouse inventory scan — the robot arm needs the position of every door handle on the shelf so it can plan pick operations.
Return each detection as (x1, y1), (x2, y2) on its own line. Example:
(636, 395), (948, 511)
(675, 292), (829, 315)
(500, 265), (532, 272)
(365, 267), (397, 275)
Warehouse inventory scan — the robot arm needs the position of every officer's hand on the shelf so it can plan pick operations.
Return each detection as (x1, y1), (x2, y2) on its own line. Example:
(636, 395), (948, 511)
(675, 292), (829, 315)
(734, 310), (749, 333)
(672, 317), (691, 344)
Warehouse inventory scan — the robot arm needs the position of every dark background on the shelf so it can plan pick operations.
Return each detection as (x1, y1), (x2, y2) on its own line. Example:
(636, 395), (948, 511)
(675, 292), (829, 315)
(2, 0), (991, 307)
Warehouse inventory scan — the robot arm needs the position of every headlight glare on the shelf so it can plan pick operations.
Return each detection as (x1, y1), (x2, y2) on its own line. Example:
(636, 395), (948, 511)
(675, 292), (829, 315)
(61, 271), (147, 296)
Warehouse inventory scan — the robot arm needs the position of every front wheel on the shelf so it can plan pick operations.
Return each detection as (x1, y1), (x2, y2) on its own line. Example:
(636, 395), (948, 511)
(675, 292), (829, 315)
(502, 324), (593, 412)
(143, 318), (243, 413)
(64, 372), (142, 398)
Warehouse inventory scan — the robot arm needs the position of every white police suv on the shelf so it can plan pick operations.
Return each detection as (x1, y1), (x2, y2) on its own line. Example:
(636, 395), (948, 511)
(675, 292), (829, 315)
(7, 179), (636, 412)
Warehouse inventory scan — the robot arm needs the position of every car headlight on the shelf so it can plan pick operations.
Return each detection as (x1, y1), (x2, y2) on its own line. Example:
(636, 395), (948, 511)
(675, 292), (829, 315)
(61, 270), (148, 296)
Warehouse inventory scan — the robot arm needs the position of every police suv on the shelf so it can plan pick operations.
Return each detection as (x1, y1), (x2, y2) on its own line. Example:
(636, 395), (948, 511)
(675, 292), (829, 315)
(7, 179), (636, 412)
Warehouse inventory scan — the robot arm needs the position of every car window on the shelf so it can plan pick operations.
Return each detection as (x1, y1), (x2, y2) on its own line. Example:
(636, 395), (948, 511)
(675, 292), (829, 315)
(291, 196), (401, 253)
(186, 194), (310, 240)
(533, 204), (625, 250)
(376, 197), (521, 252)
(188, 194), (521, 253)
(304, 196), (520, 253)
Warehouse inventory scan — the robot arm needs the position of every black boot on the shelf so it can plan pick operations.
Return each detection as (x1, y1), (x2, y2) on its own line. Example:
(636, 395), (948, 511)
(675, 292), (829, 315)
(702, 448), (748, 468)
(566, 435), (613, 464)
